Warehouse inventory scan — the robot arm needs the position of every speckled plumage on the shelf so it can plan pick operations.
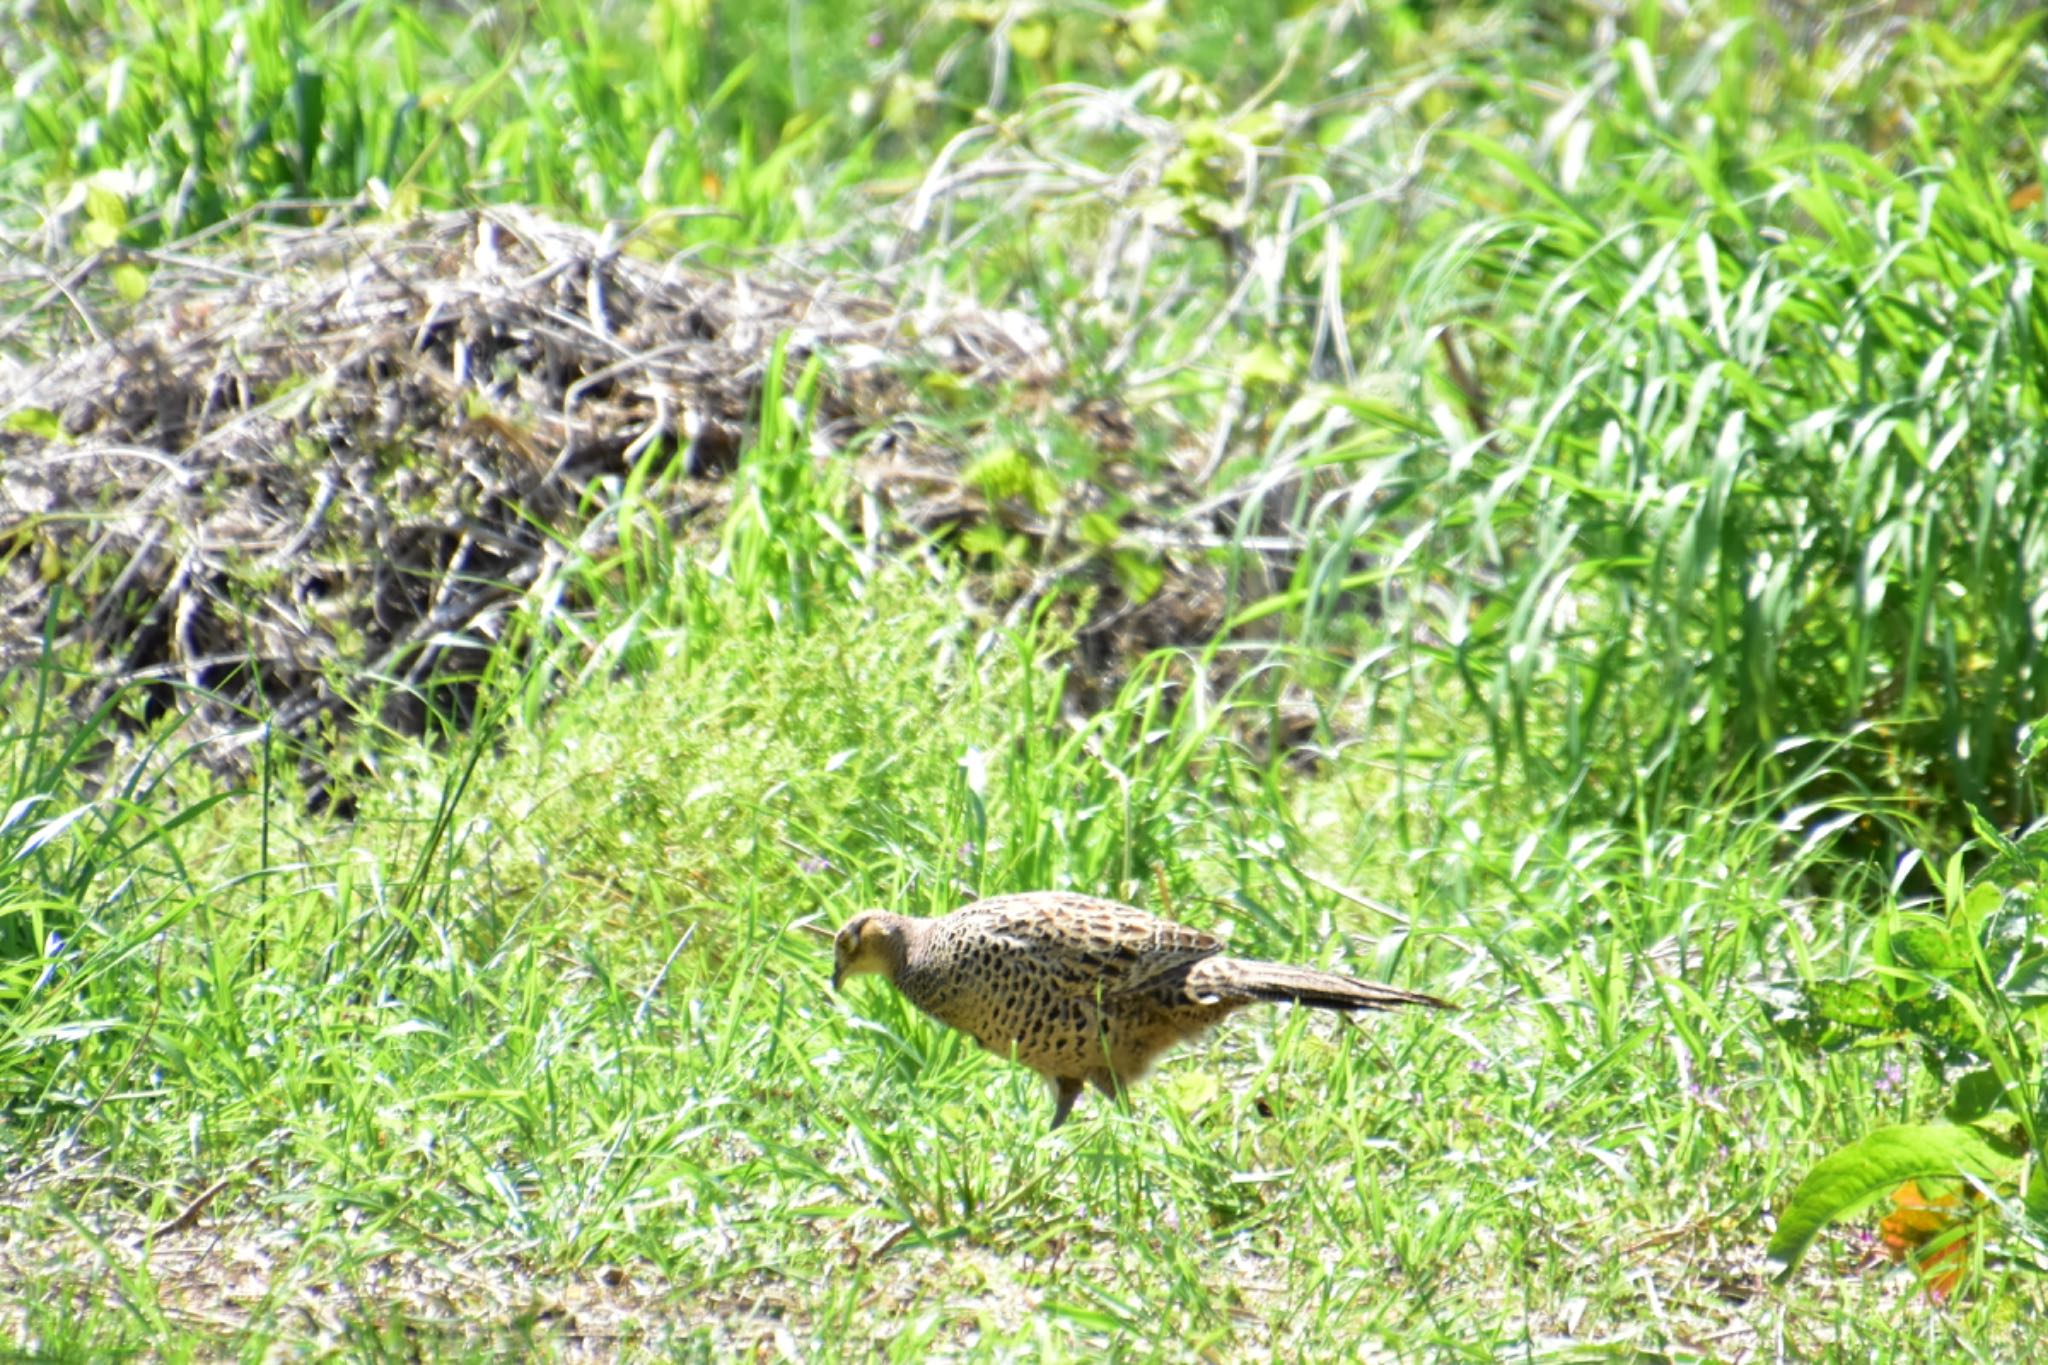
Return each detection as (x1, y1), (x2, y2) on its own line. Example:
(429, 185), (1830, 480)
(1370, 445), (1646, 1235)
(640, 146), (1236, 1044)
(832, 891), (1453, 1127)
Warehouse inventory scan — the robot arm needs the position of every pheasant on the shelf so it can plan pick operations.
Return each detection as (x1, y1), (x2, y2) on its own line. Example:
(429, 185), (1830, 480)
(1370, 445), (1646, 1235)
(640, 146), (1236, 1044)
(831, 891), (1452, 1127)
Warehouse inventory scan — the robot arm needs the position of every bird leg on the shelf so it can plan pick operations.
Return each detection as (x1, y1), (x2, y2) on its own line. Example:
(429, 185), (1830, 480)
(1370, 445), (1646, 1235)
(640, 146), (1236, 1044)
(1049, 1077), (1084, 1129)
(1089, 1070), (1132, 1113)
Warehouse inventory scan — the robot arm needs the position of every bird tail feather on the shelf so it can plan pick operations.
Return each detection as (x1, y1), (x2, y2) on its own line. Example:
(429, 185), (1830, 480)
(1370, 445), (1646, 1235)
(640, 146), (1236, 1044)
(1197, 958), (1453, 1013)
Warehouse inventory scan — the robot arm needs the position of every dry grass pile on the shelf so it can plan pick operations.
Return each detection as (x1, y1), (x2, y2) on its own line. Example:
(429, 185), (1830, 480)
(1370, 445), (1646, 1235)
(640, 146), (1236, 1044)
(0, 209), (1251, 792)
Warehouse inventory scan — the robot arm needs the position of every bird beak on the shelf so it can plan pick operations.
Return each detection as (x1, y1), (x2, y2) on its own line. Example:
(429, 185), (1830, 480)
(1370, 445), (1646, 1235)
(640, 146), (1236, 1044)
(831, 963), (844, 991)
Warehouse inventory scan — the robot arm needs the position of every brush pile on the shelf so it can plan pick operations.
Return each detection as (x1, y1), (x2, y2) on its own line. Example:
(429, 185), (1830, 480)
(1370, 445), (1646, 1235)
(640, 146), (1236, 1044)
(2, 209), (1246, 792)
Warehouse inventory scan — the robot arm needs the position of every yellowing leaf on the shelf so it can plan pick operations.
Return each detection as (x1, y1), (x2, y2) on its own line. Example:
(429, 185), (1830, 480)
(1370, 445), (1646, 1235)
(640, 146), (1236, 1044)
(1008, 17), (1053, 61)
(112, 263), (148, 303)
(84, 183), (127, 228)
(1879, 1180), (1978, 1300)
(1234, 342), (1295, 388)
(3, 408), (63, 439)
(1158, 1069), (1219, 1111)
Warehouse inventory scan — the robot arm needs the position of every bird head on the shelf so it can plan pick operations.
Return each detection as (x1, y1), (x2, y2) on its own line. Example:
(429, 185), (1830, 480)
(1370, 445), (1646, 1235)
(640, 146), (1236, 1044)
(832, 911), (907, 990)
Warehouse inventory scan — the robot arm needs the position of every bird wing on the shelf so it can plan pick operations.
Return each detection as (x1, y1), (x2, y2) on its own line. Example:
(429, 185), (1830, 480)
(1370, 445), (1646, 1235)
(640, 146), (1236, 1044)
(958, 893), (1224, 999)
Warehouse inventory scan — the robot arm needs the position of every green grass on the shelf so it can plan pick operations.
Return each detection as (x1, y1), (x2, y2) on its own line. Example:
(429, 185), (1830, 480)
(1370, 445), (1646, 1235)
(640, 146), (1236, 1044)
(13, 560), (2043, 1358)
(8, 0), (2048, 1357)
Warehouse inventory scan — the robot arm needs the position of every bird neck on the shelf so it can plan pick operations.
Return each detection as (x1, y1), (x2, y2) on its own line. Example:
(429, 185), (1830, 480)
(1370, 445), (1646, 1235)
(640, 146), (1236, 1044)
(876, 917), (919, 981)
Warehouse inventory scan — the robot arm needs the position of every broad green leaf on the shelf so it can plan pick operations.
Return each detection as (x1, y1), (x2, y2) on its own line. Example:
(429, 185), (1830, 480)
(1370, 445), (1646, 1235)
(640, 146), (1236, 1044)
(1891, 925), (1969, 974)
(1077, 512), (1121, 549)
(1111, 549), (1164, 604)
(1804, 976), (1891, 1031)
(1943, 1067), (2010, 1124)
(962, 445), (1035, 502)
(1767, 1123), (2025, 1278)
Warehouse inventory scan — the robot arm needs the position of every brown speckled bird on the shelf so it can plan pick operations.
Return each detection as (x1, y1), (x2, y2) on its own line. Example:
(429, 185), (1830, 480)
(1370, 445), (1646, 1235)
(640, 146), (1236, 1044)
(832, 891), (1453, 1127)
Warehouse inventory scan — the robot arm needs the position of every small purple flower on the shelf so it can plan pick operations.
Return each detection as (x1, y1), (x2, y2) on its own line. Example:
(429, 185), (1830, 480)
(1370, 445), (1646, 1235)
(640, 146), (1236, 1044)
(867, 30), (884, 49)
(798, 856), (833, 876)
(958, 842), (978, 862)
